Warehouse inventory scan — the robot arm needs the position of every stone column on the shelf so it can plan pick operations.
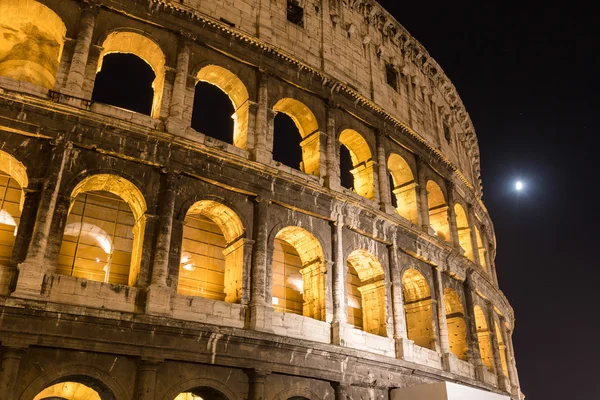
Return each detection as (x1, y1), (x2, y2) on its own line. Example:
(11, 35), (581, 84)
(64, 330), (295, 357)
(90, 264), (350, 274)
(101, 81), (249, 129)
(9, 187), (42, 268)
(168, 33), (192, 121)
(415, 158), (430, 233)
(136, 359), (162, 400)
(466, 207), (482, 266)
(497, 316), (518, 392)
(331, 211), (347, 346)
(503, 324), (522, 399)
(388, 234), (411, 361)
(433, 267), (451, 370)
(246, 369), (270, 400)
(463, 272), (484, 381)
(445, 182), (461, 249)
(248, 197), (272, 331)
(376, 131), (393, 213)
(485, 301), (508, 390)
(146, 173), (178, 316)
(64, 3), (98, 95)
(251, 71), (271, 164)
(330, 382), (350, 400)
(325, 102), (340, 190)
(13, 141), (71, 299)
(0, 346), (27, 400)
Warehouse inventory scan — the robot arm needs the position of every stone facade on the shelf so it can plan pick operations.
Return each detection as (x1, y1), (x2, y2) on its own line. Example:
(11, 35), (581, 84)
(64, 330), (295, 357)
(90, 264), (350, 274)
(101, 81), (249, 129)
(0, 0), (522, 399)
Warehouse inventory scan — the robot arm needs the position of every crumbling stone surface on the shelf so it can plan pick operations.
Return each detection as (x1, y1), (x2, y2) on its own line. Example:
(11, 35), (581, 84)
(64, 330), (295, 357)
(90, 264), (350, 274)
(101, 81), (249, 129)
(0, 0), (521, 399)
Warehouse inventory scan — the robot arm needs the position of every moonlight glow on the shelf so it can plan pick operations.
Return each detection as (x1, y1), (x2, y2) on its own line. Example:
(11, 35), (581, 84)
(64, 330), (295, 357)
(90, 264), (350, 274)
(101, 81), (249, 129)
(515, 181), (524, 191)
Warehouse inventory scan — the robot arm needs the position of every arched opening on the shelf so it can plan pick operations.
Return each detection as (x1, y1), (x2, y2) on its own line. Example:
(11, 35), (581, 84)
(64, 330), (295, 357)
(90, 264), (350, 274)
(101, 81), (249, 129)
(272, 98), (321, 176)
(94, 31), (166, 118)
(178, 200), (245, 303)
(346, 249), (387, 336)
(57, 175), (147, 287)
(495, 321), (510, 378)
(191, 81), (235, 144)
(443, 288), (468, 361)
(32, 376), (116, 400)
(387, 154), (418, 223)
(339, 145), (354, 190)
(174, 387), (229, 400)
(339, 130), (374, 199)
(272, 227), (326, 320)
(454, 204), (474, 261)
(426, 181), (450, 242)
(474, 305), (494, 373)
(0, 151), (27, 266)
(195, 65), (249, 149)
(0, 0), (66, 89)
(402, 269), (435, 350)
(475, 227), (488, 272)
(91, 53), (155, 116)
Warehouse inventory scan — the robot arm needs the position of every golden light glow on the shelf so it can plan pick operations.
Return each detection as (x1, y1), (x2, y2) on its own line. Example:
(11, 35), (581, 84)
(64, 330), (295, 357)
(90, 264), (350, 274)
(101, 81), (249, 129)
(387, 153), (418, 223)
(426, 181), (450, 242)
(444, 288), (468, 361)
(34, 381), (101, 400)
(475, 227), (488, 272)
(98, 32), (166, 118)
(495, 321), (510, 377)
(474, 305), (494, 373)
(196, 65), (250, 149)
(0, 0), (66, 89)
(454, 203), (475, 261)
(0, 171), (22, 265)
(402, 268), (435, 350)
(346, 249), (387, 336)
(273, 98), (321, 176)
(339, 129), (374, 200)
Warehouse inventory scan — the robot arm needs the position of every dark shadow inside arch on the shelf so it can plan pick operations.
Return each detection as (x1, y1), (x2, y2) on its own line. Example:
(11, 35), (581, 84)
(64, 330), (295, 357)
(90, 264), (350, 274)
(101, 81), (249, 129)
(288, 397), (311, 400)
(40, 375), (116, 400)
(91, 53), (155, 116)
(339, 144), (354, 190)
(389, 174), (398, 208)
(273, 113), (303, 170)
(191, 81), (235, 144)
(187, 386), (230, 400)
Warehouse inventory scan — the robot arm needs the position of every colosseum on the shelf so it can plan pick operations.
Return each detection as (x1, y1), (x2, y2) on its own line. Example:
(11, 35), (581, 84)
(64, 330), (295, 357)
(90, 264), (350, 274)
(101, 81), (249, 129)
(0, 0), (522, 399)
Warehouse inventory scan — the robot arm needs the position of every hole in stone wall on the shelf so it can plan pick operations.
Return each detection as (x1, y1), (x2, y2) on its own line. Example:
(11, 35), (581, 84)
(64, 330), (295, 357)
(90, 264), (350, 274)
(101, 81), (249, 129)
(91, 53), (155, 115)
(386, 63), (398, 90)
(191, 81), (235, 144)
(273, 113), (303, 170)
(287, 0), (304, 27)
(339, 145), (354, 190)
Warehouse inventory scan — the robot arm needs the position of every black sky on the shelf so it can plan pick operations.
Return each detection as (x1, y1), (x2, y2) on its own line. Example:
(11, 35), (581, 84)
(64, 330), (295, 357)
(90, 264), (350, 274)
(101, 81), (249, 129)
(375, 2), (599, 398)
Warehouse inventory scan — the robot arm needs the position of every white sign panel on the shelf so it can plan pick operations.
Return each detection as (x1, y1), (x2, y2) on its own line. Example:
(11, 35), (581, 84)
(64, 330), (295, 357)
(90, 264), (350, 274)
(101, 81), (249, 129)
(391, 381), (510, 400)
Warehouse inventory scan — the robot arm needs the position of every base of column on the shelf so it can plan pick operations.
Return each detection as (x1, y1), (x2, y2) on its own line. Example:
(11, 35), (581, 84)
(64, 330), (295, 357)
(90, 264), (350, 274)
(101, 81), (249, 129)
(246, 303), (273, 332)
(251, 149), (272, 165)
(498, 374), (511, 393)
(441, 352), (458, 372)
(394, 337), (415, 361)
(11, 261), (47, 299)
(380, 202), (396, 214)
(165, 116), (188, 136)
(145, 284), (174, 316)
(0, 264), (17, 296)
(474, 364), (487, 382)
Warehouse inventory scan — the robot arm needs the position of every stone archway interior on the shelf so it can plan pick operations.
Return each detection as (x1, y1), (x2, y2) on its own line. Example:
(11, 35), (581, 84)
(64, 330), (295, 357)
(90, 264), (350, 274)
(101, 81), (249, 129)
(175, 386), (229, 400)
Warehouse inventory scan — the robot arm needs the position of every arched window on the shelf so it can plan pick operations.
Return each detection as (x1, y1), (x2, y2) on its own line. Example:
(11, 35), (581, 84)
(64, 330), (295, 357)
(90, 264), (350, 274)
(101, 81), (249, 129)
(178, 200), (245, 303)
(0, 0), (66, 89)
(0, 151), (27, 265)
(495, 321), (510, 378)
(57, 175), (147, 287)
(93, 31), (166, 118)
(339, 129), (374, 200)
(346, 249), (387, 336)
(443, 288), (468, 361)
(195, 65), (250, 149)
(175, 387), (229, 400)
(402, 269), (435, 350)
(474, 305), (494, 373)
(454, 204), (475, 261)
(34, 382), (100, 400)
(474, 226), (488, 272)
(272, 227), (326, 320)
(272, 98), (321, 176)
(426, 181), (450, 242)
(191, 81), (235, 144)
(387, 153), (418, 223)
(91, 54), (155, 115)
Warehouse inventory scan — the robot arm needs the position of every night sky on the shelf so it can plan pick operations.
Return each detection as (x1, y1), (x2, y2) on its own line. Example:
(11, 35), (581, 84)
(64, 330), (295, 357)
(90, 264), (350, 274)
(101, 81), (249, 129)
(376, 2), (599, 398)
(91, 4), (600, 398)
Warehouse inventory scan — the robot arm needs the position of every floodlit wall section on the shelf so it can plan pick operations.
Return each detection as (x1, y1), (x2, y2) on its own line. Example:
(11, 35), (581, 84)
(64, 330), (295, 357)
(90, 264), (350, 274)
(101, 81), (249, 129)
(33, 382), (101, 400)
(495, 321), (510, 378)
(475, 227), (488, 272)
(272, 98), (321, 176)
(0, 0), (66, 89)
(339, 129), (375, 200)
(97, 31), (166, 118)
(196, 65), (250, 149)
(272, 238), (304, 315)
(443, 288), (468, 361)
(0, 172), (22, 265)
(426, 181), (450, 242)
(388, 153), (418, 223)
(402, 269), (435, 350)
(454, 204), (475, 261)
(474, 305), (495, 373)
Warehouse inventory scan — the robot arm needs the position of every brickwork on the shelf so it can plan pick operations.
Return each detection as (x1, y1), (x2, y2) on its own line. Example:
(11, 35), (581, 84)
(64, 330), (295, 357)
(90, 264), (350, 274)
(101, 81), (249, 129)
(0, 0), (521, 399)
